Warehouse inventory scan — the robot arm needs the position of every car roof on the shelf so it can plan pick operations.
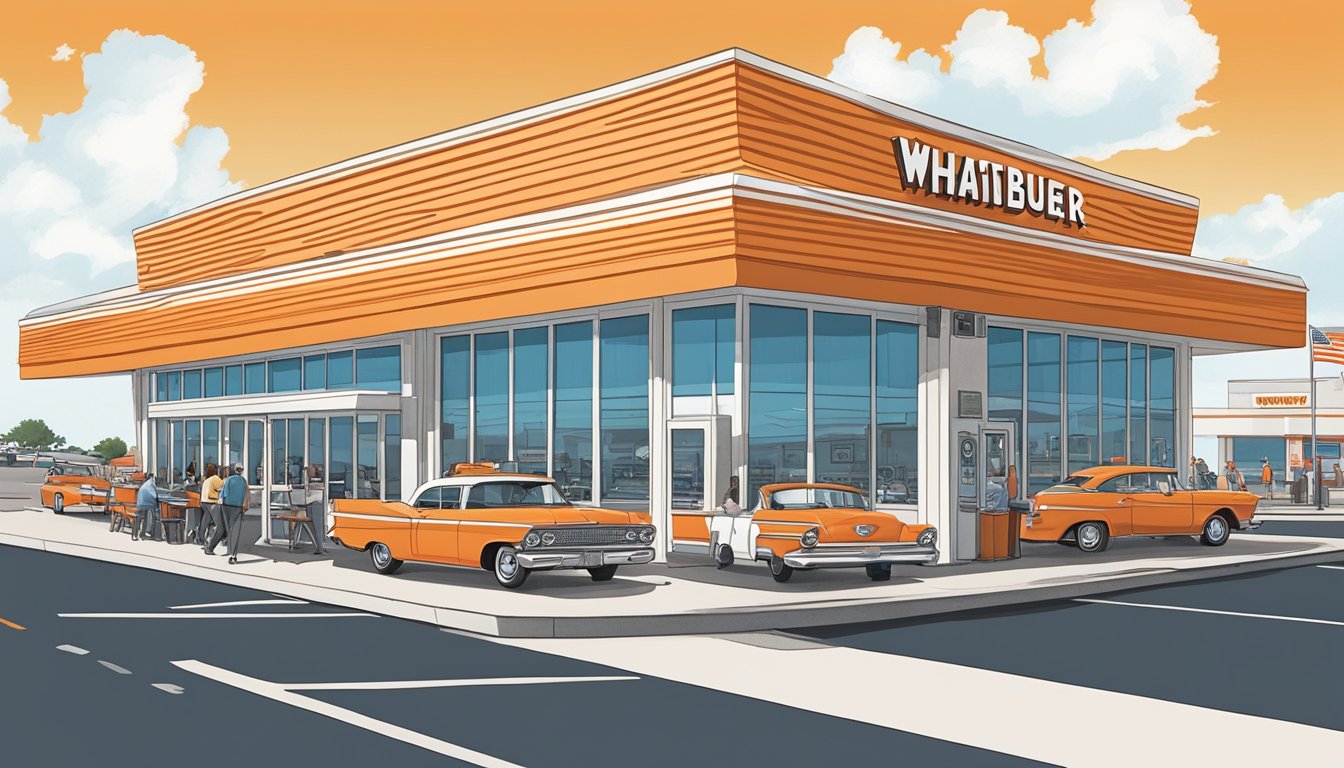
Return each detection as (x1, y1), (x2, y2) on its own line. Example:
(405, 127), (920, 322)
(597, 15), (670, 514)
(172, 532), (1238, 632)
(760, 482), (865, 495)
(421, 474), (556, 489)
(1069, 466), (1181, 481)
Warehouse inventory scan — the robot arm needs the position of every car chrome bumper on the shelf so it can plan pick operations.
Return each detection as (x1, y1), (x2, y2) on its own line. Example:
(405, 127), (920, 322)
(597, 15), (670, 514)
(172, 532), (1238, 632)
(1239, 518), (1262, 530)
(779, 543), (939, 569)
(516, 547), (655, 570)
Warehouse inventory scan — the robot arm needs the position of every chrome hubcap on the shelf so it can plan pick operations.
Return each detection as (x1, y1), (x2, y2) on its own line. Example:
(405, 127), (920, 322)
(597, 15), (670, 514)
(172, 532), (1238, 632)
(372, 544), (390, 568)
(498, 551), (518, 578)
(1208, 518), (1226, 540)
(1079, 525), (1100, 548)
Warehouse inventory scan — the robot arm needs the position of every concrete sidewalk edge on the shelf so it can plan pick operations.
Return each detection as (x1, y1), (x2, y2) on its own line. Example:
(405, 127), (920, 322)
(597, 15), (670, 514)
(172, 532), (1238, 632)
(3, 528), (1339, 638)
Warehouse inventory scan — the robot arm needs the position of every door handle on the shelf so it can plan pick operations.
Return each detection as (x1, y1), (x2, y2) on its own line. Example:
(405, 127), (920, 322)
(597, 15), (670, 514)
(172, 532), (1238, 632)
(1117, 499), (1128, 505)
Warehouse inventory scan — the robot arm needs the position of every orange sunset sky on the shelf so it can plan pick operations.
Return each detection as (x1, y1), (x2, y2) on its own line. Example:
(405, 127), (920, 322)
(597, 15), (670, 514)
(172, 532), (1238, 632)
(1, 0), (1339, 216)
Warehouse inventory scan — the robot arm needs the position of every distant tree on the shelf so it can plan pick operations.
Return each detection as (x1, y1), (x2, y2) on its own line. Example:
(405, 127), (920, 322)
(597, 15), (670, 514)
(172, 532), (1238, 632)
(93, 437), (128, 461)
(3, 419), (64, 450)
(65, 446), (87, 455)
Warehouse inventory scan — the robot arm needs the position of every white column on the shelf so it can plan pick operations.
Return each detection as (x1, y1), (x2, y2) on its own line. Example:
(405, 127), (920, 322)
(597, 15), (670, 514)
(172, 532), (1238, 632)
(919, 307), (955, 565)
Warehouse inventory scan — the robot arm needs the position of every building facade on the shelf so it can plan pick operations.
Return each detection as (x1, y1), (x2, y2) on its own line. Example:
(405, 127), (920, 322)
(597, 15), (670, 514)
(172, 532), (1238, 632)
(19, 50), (1306, 563)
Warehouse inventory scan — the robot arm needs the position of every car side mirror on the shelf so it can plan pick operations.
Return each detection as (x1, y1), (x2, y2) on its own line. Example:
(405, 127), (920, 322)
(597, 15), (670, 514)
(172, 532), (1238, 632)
(1158, 481), (1172, 496)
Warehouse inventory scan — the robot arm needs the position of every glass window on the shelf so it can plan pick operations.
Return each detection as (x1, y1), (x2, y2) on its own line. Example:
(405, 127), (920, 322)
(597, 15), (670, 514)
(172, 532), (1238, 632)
(1231, 437), (1285, 494)
(877, 320), (919, 504)
(224, 365), (243, 397)
(356, 414), (380, 499)
(513, 327), (548, 475)
(356, 346), (401, 391)
(184, 419), (201, 479)
(203, 419), (220, 470)
(171, 420), (185, 483)
(1027, 332), (1062, 495)
(1149, 347), (1176, 468)
(268, 357), (302, 393)
(246, 420), (265, 485)
(672, 304), (735, 398)
(330, 417), (353, 499)
(1066, 336), (1098, 474)
(748, 305), (808, 501)
(441, 487), (462, 508)
(813, 312), (871, 493)
(244, 363), (266, 395)
(166, 371), (182, 402)
(1129, 345), (1147, 465)
(155, 373), (168, 403)
(154, 420), (169, 481)
(439, 336), (470, 474)
(553, 322), (593, 502)
(203, 367), (223, 398)
(327, 350), (354, 389)
(286, 419), (305, 486)
(600, 315), (650, 506)
(303, 354), (326, 390)
(414, 486), (442, 509)
(384, 414), (401, 501)
(1101, 341), (1127, 465)
(466, 481), (570, 508)
(474, 333), (510, 463)
(226, 420), (244, 469)
(307, 418), (326, 492)
(183, 370), (202, 400)
(271, 420), (287, 491)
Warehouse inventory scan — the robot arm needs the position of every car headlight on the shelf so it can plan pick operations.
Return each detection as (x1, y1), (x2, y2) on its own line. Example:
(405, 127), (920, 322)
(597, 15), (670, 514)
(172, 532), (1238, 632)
(800, 527), (819, 548)
(917, 528), (937, 547)
(638, 527), (655, 543)
(540, 532), (556, 546)
(524, 532), (541, 548)
(624, 529), (639, 542)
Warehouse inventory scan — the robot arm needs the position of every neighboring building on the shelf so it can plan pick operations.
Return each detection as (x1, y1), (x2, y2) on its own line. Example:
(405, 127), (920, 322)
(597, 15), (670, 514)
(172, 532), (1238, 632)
(1195, 377), (1344, 493)
(18, 50), (1306, 563)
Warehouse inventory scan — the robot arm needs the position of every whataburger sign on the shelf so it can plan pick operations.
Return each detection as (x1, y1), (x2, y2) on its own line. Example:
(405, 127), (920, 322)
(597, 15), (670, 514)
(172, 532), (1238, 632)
(891, 136), (1087, 228)
(1254, 393), (1309, 407)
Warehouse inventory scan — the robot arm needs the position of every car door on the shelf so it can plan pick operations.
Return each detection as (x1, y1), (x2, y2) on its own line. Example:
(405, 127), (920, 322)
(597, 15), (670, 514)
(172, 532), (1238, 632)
(1085, 474), (1135, 537)
(1130, 472), (1195, 534)
(411, 486), (461, 563)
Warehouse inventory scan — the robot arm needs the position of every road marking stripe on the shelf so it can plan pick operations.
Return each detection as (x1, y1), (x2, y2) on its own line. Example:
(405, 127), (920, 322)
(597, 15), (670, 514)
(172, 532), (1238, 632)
(1316, 565), (1344, 571)
(152, 683), (184, 695)
(58, 612), (373, 620)
(1075, 599), (1344, 627)
(172, 660), (526, 768)
(56, 644), (89, 655)
(0, 616), (25, 631)
(282, 675), (638, 691)
(98, 660), (131, 675)
(169, 599), (308, 610)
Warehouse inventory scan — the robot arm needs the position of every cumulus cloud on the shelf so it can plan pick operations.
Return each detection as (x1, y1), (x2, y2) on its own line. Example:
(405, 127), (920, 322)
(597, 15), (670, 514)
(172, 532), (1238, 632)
(1191, 192), (1344, 407)
(51, 44), (76, 62)
(828, 0), (1219, 160)
(0, 29), (242, 447)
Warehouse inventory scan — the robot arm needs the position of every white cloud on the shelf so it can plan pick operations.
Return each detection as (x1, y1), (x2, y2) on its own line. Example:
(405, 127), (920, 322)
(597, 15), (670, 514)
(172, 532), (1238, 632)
(828, 0), (1219, 160)
(0, 29), (243, 448)
(51, 44), (75, 63)
(1192, 192), (1344, 407)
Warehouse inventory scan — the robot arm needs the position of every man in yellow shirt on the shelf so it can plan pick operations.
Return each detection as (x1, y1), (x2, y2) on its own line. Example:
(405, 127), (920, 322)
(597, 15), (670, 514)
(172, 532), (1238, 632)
(196, 463), (225, 547)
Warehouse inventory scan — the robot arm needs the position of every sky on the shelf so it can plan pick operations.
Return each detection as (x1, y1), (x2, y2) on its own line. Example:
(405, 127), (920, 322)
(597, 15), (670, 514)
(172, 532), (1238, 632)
(0, 0), (1341, 448)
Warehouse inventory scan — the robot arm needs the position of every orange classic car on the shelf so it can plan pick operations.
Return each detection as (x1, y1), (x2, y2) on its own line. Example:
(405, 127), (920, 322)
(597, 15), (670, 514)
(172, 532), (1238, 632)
(1021, 465), (1260, 553)
(41, 464), (112, 515)
(706, 483), (938, 582)
(329, 464), (655, 588)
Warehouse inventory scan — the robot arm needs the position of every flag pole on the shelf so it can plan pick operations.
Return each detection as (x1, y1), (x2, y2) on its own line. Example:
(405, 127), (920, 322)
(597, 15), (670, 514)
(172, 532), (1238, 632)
(1312, 327), (1321, 510)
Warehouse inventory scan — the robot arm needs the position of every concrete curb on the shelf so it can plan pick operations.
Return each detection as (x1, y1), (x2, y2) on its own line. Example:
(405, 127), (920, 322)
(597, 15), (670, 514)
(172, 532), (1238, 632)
(4, 526), (1341, 638)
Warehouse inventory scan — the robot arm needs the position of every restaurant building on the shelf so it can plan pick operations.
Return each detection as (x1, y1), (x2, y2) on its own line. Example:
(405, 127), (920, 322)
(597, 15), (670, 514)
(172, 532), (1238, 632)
(1195, 377), (1344, 494)
(18, 50), (1306, 563)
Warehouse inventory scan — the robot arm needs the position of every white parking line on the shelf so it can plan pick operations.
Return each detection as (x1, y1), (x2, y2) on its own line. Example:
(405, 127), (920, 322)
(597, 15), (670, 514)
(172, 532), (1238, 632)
(1316, 565), (1344, 571)
(169, 599), (308, 610)
(172, 660), (527, 768)
(282, 675), (638, 691)
(55, 644), (88, 655)
(152, 683), (184, 695)
(98, 660), (131, 675)
(1075, 599), (1344, 627)
(58, 612), (372, 620)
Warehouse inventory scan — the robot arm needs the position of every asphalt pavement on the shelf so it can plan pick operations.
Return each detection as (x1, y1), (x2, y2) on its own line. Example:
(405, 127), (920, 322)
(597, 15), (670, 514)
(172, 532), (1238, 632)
(0, 544), (1046, 767)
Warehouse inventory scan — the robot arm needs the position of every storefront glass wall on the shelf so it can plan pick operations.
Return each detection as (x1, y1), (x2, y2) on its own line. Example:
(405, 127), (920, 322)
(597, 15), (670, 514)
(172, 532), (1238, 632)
(990, 327), (1180, 496)
(876, 320), (919, 505)
(1230, 437), (1285, 493)
(513, 327), (548, 475)
(474, 332), (509, 463)
(152, 344), (401, 402)
(671, 303), (735, 415)
(813, 312), (871, 492)
(747, 305), (808, 501)
(440, 336), (470, 471)
(599, 315), (651, 509)
(553, 322), (593, 501)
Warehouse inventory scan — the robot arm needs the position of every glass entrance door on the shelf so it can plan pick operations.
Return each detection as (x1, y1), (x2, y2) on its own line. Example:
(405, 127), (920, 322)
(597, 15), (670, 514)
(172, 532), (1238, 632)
(664, 417), (731, 555)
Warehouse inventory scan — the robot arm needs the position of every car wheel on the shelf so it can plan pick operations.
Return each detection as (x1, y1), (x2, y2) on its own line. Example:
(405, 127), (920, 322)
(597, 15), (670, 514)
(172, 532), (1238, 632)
(587, 565), (619, 582)
(715, 544), (734, 569)
(865, 563), (892, 581)
(1075, 521), (1109, 553)
(769, 556), (794, 583)
(53, 493), (64, 515)
(1200, 515), (1231, 546)
(368, 542), (403, 575)
(494, 546), (529, 589)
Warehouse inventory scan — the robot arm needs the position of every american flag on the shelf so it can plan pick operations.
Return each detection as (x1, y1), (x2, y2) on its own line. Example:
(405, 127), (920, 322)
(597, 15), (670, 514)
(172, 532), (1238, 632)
(1311, 326), (1344, 365)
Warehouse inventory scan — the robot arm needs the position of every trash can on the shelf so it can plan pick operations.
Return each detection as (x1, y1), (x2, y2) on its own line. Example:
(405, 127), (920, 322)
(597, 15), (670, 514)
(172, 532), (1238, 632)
(976, 509), (1005, 561)
(1292, 475), (1306, 504)
(1006, 499), (1029, 558)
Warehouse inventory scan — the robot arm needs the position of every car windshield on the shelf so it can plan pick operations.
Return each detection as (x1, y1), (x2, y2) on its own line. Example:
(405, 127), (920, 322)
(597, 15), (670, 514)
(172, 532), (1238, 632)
(465, 481), (572, 508)
(766, 487), (869, 510)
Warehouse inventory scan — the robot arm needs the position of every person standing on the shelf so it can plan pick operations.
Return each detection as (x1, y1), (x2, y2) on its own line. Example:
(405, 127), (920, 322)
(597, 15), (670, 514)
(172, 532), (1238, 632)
(195, 463), (224, 547)
(134, 473), (160, 542)
(1261, 458), (1274, 500)
(1195, 457), (1211, 489)
(209, 463), (250, 564)
(1226, 460), (1246, 492)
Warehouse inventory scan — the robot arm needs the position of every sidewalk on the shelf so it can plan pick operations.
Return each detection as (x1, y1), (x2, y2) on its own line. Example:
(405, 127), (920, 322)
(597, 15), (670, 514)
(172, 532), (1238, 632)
(3, 505), (1341, 638)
